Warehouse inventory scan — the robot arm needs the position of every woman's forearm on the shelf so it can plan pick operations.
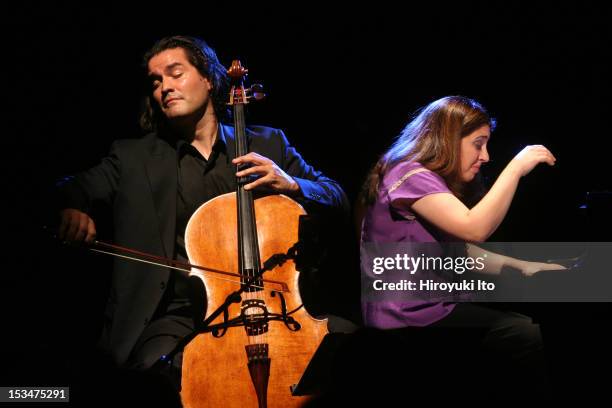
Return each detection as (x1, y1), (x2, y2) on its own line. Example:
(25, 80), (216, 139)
(466, 243), (526, 275)
(466, 165), (522, 241)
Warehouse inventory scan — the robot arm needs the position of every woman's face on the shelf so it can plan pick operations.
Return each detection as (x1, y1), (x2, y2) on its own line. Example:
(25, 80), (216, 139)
(460, 125), (491, 182)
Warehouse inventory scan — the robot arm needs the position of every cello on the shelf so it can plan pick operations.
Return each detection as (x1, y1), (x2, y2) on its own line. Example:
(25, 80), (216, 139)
(179, 60), (328, 407)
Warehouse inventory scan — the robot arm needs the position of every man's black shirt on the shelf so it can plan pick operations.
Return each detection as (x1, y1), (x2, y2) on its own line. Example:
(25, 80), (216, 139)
(175, 134), (235, 259)
(160, 134), (235, 317)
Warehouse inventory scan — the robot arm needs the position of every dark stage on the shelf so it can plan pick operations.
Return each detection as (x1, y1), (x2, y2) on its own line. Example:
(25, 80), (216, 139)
(3, 2), (612, 405)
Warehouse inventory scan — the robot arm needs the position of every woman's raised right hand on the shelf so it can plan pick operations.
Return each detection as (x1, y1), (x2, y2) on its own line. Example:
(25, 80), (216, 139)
(507, 145), (557, 177)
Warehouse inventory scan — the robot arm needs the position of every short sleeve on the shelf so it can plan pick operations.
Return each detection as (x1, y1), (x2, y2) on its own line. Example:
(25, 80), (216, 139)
(385, 164), (451, 217)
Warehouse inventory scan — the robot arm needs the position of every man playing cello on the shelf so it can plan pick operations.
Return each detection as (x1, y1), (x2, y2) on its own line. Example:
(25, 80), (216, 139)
(56, 36), (348, 396)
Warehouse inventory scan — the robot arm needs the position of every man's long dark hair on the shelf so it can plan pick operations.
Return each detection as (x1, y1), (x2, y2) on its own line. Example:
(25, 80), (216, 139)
(139, 35), (230, 133)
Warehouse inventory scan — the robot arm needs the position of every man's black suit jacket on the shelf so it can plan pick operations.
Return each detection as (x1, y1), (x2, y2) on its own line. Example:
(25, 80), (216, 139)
(59, 124), (348, 365)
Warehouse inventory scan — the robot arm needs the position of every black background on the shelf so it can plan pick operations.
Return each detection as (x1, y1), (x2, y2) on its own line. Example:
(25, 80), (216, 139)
(3, 2), (612, 405)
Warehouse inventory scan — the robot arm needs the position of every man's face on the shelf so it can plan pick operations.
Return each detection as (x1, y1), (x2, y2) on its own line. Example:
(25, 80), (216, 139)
(147, 48), (213, 121)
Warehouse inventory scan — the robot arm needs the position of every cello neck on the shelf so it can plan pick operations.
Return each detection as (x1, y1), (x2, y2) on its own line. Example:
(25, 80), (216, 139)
(229, 60), (262, 288)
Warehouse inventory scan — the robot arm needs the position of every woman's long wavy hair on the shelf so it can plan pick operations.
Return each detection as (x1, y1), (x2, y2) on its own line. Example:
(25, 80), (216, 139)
(139, 35), (230, 133)
(361, 96), (496, 206)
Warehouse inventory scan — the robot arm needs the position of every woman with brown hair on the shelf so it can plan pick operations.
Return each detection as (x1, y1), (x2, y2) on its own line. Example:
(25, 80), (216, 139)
(358, 96), (560, 399)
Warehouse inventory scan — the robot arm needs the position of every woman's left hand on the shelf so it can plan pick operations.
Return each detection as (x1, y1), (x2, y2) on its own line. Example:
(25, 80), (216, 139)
(520, 261), (567, 277)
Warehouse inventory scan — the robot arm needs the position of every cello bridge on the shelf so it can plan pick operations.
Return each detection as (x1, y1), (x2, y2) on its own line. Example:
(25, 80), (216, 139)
(240, 299), (270, 336)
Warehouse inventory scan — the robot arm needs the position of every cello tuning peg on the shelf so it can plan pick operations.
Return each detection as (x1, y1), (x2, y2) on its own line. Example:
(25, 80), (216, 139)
(249, 84), (266, 101)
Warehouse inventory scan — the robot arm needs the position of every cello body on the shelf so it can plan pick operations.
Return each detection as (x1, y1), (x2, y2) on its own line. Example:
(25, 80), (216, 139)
(181, 193), (328, 407)
(180, 60), (328, 407)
